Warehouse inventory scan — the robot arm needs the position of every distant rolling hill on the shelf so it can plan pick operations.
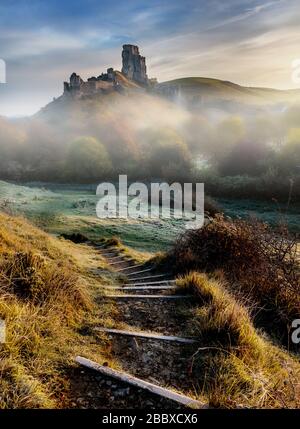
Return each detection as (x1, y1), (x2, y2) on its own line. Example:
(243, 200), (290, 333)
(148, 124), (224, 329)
(156, 77), (300, 106)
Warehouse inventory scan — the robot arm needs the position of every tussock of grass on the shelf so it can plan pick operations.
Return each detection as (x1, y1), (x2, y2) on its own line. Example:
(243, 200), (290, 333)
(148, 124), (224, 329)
(105, 236), (122, 247)
(104, 236), (152, 264)
(148, 251), (169, 268)
(177, 272), (300, 408)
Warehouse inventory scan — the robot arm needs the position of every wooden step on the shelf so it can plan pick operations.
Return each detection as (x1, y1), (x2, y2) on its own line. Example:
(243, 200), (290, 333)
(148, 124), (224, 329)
(96, 246), (115, 251)
(106, 255), (126, 261)
(75, 356), (206, 409)
(95, 328), (198, 344)
(101, 280), (176, 287)
(104, 286), (177, 291)
(117, 263), (147, 272)
(124, 267), (154, 276)
(109, 260), (132, 266)
(123, 280), (176, 286)
(100, 251), (117, 255)
(126, 273), (172, 281)
(105, 294), (192, 300)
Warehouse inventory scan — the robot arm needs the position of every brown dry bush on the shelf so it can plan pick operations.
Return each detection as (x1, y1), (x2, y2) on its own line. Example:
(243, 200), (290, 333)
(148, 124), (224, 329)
(171, 215), (300, 343)
(176, 272), (300, 408)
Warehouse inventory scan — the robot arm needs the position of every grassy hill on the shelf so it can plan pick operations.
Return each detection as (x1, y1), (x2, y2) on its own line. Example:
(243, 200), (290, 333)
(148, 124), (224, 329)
(0, 211), (122, 408)
(157, 77), (300, 105)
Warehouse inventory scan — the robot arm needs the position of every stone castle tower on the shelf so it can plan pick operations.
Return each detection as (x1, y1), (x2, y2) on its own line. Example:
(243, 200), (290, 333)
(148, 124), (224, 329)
(63, 45), (152, 97)
(122, 45), (148, 85)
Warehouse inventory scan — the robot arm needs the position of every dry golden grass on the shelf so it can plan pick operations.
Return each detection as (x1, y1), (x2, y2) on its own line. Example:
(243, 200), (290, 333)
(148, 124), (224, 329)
(176, 272), (300, 408)
(103, 235), (152, 264)
(0, 212), (118, 408)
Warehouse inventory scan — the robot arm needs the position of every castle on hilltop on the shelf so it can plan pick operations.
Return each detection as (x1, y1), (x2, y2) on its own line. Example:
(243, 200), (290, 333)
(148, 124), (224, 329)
(63, 45), (156, 97)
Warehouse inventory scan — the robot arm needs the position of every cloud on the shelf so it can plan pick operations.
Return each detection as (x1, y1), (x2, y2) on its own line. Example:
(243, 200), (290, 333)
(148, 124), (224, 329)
(0, 0), (300, 116)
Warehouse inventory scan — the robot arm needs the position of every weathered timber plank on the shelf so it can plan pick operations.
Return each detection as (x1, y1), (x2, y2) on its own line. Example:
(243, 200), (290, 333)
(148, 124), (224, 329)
(94, 327), (198, 344)
(75, 356), (206, 408)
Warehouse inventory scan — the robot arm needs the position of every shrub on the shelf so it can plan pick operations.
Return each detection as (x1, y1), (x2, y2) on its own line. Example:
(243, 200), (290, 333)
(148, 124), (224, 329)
(142, 129), (192, 181)
(219, 141), (274, 176)
(171, 215), (300, 344)
(194, 168), (300, 201)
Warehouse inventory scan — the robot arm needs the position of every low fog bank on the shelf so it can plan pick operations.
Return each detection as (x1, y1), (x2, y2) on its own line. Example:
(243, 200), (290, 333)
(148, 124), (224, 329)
(0, 91), (299, 201)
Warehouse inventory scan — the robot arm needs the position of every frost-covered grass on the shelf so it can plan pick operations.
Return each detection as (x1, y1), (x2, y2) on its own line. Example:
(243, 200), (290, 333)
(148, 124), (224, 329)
(0, 181), (184, 252)
(0, 181), (298, 254)
(219, 197), (300, 232)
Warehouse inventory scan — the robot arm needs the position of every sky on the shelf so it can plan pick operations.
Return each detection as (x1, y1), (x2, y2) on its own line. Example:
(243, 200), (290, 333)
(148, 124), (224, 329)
(0, 0), (300, 116)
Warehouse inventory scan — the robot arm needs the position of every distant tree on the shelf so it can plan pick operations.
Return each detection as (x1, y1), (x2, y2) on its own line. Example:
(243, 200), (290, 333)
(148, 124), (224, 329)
(219, 140), (274, 176)
(278, 128), (300, 173)
(65, 136), (112, 181)
(212, 116), (246, 162)
(143, 129), (192, 180)
(283, 105), (300, 129)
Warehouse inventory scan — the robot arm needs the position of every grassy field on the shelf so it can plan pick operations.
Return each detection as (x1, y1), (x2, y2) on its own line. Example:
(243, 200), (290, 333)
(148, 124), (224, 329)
(218, 197), (300, 232)
(0, 181), (298, 253)
(0, 181), (183, 252)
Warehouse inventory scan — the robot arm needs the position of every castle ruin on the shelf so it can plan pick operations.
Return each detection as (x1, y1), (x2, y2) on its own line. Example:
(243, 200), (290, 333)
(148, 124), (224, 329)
(63, 45), (152, 97)
(121, 44), (148, 84)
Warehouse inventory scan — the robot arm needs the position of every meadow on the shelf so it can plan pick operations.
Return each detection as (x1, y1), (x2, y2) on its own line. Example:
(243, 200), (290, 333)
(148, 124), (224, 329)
(1, 181), (298, 254)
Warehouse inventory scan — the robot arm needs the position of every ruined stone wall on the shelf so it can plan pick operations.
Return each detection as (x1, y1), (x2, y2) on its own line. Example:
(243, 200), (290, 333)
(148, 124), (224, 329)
(64, 71), (115, 96)
(122, 44), (148, 84)
(63, 45), (150, 98)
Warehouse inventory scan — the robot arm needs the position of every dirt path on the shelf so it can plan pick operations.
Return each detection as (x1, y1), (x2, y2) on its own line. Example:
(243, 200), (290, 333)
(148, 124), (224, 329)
(69, 242), (202, 409)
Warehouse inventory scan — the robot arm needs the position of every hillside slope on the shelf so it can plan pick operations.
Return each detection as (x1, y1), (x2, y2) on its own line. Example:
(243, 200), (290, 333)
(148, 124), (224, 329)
(0, 212), (114, 408)
(157, 77), (300, 105)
